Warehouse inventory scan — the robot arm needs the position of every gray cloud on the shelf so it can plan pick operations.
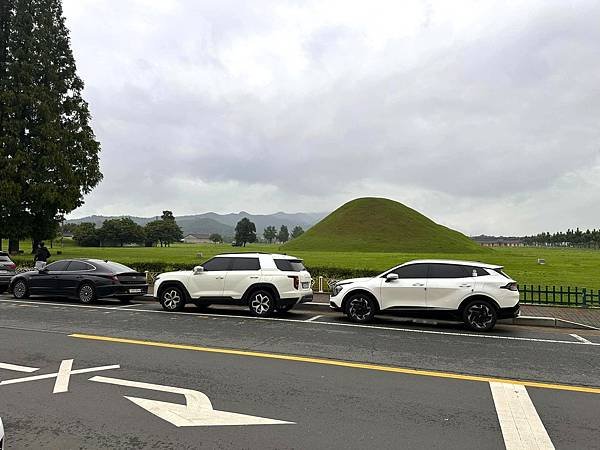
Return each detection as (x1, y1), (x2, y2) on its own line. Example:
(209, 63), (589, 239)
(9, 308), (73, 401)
(63, 0), (600, 235)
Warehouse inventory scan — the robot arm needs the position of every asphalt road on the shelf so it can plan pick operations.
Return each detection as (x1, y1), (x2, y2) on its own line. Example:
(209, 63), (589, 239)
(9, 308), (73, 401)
(0, 294), (599, 449)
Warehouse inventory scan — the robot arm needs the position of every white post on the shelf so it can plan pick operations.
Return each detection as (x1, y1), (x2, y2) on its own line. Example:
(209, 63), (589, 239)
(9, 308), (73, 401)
(318, 276), (323, 293)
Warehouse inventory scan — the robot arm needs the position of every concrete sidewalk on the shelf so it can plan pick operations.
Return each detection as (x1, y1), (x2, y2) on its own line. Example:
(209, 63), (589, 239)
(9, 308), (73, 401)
(312, 293), (600, 329)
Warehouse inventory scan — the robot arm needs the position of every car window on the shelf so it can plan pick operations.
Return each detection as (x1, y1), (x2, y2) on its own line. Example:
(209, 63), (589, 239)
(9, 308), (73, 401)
(428, 264), (472, 278)
(99, 261), (132, 273)
(274, 259), (305, 272)
(202, 257), (231, 271)
(230, 258), (260, 271)
(391, 264), (428, 278)
(67, 261), (94, 271)
(45, 260), (71, 271)
(474, 267), (489, 276)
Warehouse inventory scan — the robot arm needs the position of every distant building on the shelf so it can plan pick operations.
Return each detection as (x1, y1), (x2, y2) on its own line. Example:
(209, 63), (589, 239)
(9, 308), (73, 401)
(470, 235), (524, 247)
(183, 233), (212, 244)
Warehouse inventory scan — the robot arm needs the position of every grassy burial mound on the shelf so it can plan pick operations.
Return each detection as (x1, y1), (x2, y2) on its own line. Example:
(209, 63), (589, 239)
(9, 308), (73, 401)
(283, 197), (487, 253)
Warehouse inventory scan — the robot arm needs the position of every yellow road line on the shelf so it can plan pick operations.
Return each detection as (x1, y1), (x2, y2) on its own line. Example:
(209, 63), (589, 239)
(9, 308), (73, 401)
(69, 333), (600, 395)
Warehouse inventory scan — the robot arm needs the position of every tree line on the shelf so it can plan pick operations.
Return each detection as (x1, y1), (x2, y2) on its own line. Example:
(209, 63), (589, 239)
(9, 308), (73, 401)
(233, 219), (304, 246)
(70, 211), (183, 247)
(522, 228), (600, 248)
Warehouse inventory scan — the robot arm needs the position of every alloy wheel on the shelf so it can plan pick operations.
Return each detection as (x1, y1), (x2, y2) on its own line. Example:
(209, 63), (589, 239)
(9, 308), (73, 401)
(79, 285), (95, 303)
(13, 281), (27, 299)
(251, 293), (271, 315)
(163, 289), (181, 310)
(466, 303), (494, 330)
(348, 297), (372, 321)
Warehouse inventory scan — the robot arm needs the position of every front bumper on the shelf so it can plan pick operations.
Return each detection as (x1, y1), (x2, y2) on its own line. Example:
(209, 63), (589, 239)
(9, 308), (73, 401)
(96, 283), (149, 298)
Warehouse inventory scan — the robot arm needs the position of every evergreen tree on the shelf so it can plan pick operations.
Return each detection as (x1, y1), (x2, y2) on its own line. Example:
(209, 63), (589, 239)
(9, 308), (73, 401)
(234, 218), (256, 247)
(277, 225), (289, 243)
(291, 225), (304, 239)
(263, 225), (277, 244)
(0, 0), (102, 253)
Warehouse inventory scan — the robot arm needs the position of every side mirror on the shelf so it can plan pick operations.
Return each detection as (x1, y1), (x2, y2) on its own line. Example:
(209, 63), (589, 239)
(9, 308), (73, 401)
(385, 273), (399, 282)
(193, 265), (204, 275)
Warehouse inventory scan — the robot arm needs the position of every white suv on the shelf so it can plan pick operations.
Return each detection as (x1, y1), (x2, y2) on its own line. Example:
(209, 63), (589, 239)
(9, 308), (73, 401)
(154, 253), (313, 316)
(330, 260), (519, 331)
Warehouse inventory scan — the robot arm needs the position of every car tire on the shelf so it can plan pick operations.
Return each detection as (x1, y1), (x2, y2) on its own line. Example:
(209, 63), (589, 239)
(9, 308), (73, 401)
(12, 279), (29, 299)
(345, 293), (377, 323)
(78, 282), (97, 304)
(160, 286), (186, 312)
(462, 299), (497, 332)
(117, 296), (132, 304)
(249, 290), (276, 317)
(276, 303), (295, 314)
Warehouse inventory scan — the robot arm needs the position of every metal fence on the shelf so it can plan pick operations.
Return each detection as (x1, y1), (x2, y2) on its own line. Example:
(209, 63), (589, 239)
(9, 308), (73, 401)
(519, 285), (600, 307)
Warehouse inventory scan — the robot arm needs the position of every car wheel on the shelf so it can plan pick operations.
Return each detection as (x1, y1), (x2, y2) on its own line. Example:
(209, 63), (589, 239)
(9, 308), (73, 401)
(276, 303), (295, 314)
(117, 296), (132, 304)
(249, 290), (276, 317)
(463, 299), (497, 331)
(12, 279), (29, 299)
(160, 286), (186, 312)
(345, 294), (377, 323)
(78, 283), (97, 304)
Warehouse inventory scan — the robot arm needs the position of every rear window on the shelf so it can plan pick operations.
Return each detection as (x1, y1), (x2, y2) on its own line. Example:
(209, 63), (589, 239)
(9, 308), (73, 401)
(231, 257), (261, 271)
(274, 259), (306, 272)
(100, 261), (133, 273)
(493, 268), (510, 278)
(0, 255), (11, 262)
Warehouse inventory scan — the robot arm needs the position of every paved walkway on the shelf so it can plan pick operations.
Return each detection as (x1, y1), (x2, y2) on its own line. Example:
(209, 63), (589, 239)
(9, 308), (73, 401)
(521, 305), (600, 329)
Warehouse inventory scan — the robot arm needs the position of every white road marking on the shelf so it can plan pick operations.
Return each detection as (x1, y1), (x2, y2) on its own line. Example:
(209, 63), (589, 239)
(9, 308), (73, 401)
(0, 298), (598, 347)
(569, 334), (592, 344)
(90, 375), (294, 427)
(17, 304), (38, 308)
(305, 315), (324, 322)
(0, 362), (39, 373)
(490, 382), (555, 450)
(0, 364), (120, 387)
(53, 359), (74, 393)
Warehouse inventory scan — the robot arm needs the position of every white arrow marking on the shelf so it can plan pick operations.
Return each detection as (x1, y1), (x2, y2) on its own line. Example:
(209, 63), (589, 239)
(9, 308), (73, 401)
(53, 359), (74, 393)
(0, 362), (39, 373)
(90, 375), (295, 427)
(0, 364), (120, 386)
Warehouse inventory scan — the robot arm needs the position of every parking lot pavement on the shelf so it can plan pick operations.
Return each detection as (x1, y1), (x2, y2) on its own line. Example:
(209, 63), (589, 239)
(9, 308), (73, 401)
(0, 327), (599, 449)
(0, 294), (599, 448)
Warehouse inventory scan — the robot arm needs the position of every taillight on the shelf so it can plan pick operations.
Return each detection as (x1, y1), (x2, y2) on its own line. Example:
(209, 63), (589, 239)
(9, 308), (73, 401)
(288, 275), (299, 289)
(501, 282), (518, 291)
(7, 263), (16, 270)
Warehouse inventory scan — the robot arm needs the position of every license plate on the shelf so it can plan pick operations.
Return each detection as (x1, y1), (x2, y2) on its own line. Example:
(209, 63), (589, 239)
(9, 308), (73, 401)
(129, 289), (142, 294)
(302, 282), (310, 289)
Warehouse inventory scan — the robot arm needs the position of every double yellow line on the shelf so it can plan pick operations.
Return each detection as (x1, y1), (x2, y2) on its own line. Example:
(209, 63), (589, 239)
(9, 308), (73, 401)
(70, 333), (600, 395)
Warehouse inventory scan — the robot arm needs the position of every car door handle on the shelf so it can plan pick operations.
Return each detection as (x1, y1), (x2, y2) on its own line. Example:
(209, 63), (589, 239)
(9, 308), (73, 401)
(412, 283), (425, 287)
(249, 276), (259, 279)
(216, 276), (224, 280)
(459, 284), (472, 288)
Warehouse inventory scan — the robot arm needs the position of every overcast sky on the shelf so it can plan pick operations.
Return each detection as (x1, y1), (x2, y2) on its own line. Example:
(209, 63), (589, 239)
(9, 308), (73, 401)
(62, 0), (600, 235)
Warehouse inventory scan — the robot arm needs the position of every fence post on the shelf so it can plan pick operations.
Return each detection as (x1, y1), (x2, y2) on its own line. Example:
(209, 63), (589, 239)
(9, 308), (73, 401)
(318, 276), (323, 293)
(582, 288), (588, 308)
(145, 270), (149, 284)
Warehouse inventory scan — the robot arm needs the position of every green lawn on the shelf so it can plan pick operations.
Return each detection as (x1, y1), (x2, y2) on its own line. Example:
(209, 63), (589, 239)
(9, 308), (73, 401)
(4, 239), (600, 289)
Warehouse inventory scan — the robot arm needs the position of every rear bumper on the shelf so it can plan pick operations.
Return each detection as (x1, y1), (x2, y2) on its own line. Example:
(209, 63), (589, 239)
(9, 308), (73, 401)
(277, 294), (313, 308)
(498, 302), (520, 319)
(0, 274), (14, 287)
(96, 284), (149, 297)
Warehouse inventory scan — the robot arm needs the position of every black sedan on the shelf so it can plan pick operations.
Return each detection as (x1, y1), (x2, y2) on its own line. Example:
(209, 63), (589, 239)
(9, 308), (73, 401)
(9, 259), (148, 304)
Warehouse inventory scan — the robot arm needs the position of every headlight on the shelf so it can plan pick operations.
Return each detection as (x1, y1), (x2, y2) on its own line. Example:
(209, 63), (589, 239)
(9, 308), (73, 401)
(332, 283), (349, 297)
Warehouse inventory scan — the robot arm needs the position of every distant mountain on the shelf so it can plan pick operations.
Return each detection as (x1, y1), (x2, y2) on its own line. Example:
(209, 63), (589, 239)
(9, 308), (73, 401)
(67, 211), (326, 238)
